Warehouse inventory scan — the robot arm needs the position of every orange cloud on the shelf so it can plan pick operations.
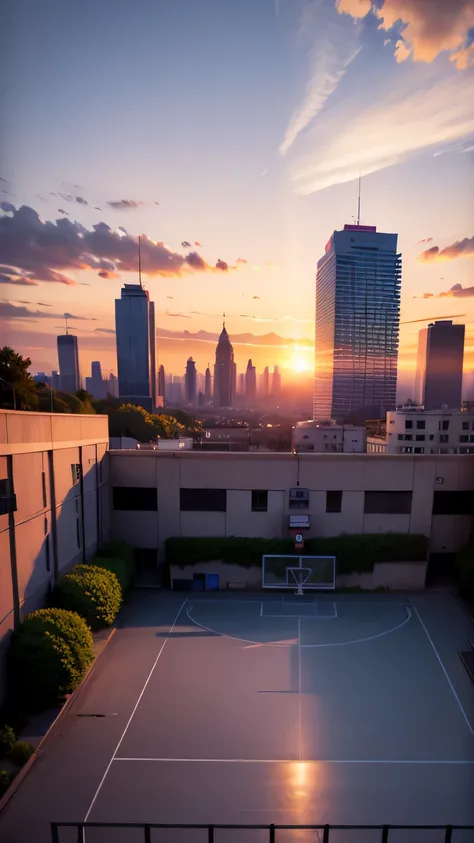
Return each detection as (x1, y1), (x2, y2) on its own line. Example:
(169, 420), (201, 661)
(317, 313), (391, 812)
(418, 235), (474, 263)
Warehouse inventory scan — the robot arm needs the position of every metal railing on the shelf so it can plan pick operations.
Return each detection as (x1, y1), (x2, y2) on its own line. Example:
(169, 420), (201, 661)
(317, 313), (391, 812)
(51, 822), (474, 843)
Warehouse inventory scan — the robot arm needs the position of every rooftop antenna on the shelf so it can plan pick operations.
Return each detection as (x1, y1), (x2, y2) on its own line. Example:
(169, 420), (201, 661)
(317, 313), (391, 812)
(64, 313), (69, 335)
(138, 235), (143, 288)
(223, 311), (226, 328)
(356, 173), (361, 226)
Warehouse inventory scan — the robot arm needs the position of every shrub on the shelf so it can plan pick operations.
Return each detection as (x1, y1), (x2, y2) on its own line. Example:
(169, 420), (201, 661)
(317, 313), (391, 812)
(9, 740), (35, 767)
(0, 770), (13, 797)
(92, 556), (131, 593)
(99, 539), (135, 567)
(9, 608), (94, 710)
(53, 565), (122, 630)
(166, 534), (428, 574)
(0, 725), (15, 757)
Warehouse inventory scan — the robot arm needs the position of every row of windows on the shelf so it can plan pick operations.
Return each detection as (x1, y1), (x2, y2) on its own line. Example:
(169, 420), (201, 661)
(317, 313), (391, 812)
(112, 487), (474, 516)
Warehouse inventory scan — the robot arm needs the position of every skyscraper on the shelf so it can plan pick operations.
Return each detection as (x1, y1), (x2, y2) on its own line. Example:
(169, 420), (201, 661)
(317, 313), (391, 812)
(245, 359), (257, 406)
(115, 283), (156, 412)
(272, 365), (282, 398)
(85, 361), (107, 399)
(415, 320), (465, 410)
(158, 364), (166, 405)
(314, 223), (401, 423)
(261, 366), (269, 399)
(57, 333), (80, 393)
(213, 322), (236, 407)
(185, 357), (197, 405)
(204, 365), (212, 403)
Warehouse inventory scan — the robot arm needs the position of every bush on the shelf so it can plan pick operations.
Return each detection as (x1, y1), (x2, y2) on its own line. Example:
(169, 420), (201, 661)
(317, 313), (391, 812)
(9, 740), (35, 767)
(53, 565), (122, 630)
(99, 540), (135, 566)
(0, 725), (15, 757)
(92, 556), (131, 593)
(166, 534), (428, 574)
(9, 608), (94, 710)
(455, 542), (474, 602)
(0, 770), (13, 798)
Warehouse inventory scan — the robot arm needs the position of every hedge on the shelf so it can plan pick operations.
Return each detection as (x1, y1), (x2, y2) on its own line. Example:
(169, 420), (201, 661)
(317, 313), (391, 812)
(98, 540), (135, 567)
(53, 564), (122, 630)
(166, 534), (428, 574)
(8, 608), (94, 709)
(455, 542), (474, 602)
(92, 556), (132, 594)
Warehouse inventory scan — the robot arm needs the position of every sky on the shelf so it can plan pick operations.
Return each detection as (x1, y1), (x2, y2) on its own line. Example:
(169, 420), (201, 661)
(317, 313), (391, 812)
(1, 0), (473, 396)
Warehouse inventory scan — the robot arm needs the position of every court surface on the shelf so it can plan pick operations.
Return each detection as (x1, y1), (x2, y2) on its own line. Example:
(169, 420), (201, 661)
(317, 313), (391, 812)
(1, 589), (474, 843)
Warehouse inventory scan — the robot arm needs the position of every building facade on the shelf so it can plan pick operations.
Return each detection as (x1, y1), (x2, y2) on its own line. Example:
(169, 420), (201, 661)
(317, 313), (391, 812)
(415, 320), (465, 410)
(115, 283), (157, 412)
(185, 357), (197, 406)
(385, 409), (474, 454)
(213, 324), (236, 408)
(293, 421), (366, 453)
(314, 224), (401, 424)
(57, 333), (80, 393)
(204, 366), (212, 403)
(245, 359), (257, 406)
(85, 361), (108, 400)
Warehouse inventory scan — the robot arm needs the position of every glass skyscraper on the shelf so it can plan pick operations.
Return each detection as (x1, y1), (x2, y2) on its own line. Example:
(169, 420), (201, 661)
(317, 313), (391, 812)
(313, 224), (401, 423)
(115, 284), (156, 412)
(57, 333), (80, 393)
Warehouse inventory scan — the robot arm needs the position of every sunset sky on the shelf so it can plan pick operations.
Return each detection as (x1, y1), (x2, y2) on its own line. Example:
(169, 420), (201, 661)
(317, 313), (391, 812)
(1, 0), (473, 394)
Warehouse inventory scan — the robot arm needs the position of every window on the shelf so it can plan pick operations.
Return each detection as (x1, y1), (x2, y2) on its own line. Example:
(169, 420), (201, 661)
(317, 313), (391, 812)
(302, 434), (309, 439)
(470, 435), (474, 443)
(113, 486), (158, 511)
(462, 421), (469, 430)
(433, 491), (474, 516)
(439, 420), (449, 431)
(307, 444), (314, 450)
(414, 447), (424, 453)
(398, 434), (404, 440)
(71, 464), (81, 485)
(405, 420), (413, 429)
(252, 490), (268, 512)
(415, 435), (425, 441)
(41, 471), (47, 508)
(364, 491), (412, 514)
(429, 435), (434, 441)
(460, 435), (469, 443)
(405, 434), (413, 441)
(416, 420), (425, 430)
(180, 488), (226, 512)
(326, 490), (342, 513)
(389, 420), (395, 425)
(289, 487), (309, 509)
(440, 434), (449, 443)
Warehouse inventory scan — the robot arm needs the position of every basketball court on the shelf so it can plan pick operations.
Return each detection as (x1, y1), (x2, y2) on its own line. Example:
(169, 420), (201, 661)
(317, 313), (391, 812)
(1, 557), (473, 843)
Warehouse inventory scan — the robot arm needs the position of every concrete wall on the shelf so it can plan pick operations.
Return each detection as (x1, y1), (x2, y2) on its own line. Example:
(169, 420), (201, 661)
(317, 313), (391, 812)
(0, 410), (110, 699)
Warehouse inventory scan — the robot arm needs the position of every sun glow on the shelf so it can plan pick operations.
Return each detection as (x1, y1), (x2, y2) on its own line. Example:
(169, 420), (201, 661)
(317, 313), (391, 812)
(288, 352), (313, 373)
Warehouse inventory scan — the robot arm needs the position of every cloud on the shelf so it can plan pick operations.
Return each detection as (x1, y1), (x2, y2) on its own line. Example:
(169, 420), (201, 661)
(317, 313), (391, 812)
(167, 312), (192, 318)
(236, 257), (248, 264)
(417, 237), (433, 243)
(291, 69), (474, 193)
(338, 0), (474, 66)
(280, 2), (362, 155)
(0, 272), (38, 286)
(98, 269), (120, 279)
(1, 301), (98, 322)
(181, 241), (191, 248)
(194, 241), (201, 246)
(106, 200), (143, 210)
(439, 283), (474, 298)
(252, 295), (261, 299)
(418, 235), (474, 262)
(215, 259), (229, 271)
(94, 327), (116, 334)
(0, 205), (235, 284)
(0, 201), (15, 213)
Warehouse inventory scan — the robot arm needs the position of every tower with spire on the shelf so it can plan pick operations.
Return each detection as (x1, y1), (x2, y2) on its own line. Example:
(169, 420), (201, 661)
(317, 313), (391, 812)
(213, 315), (236, 408)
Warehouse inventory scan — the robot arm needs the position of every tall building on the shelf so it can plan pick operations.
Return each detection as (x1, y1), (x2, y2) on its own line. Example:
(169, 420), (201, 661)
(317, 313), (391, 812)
(185, 357), (197, 406)
(115, 283), (156, 412)
(261, 366), (270, 399)
(213, 322), (236, 407)
(272, 365), (282, 398)
(158, 365), (166, 405)
(314, 223), (401, 423)
(415, 320), (465, 411)
(108, 372), (119, 397)
(57, 333), (80, 393)
(204, 365), (212, 403)
(245, 359), (257, 406)
(85, 361), (108, 399)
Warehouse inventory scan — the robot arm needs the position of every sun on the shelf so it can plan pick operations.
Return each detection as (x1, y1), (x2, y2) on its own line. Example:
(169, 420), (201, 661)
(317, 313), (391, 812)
(289, 354), (313, 373)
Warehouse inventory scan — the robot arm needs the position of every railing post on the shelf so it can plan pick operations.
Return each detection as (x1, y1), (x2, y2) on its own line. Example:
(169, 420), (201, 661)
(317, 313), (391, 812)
(76, 826), (85, 843)
(51, 823), (60, 843)
(269, 823), (275, 843)
(144, 824), (151, 843)
(322, 825), (330, 843)
(444, 826), (453, 843)
(381, 826), (389, 843)
(208, 826), (214, 843)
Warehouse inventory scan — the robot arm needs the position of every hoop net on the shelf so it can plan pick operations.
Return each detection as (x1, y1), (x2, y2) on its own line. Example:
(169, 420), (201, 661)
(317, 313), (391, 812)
(288, 567), (312, 595)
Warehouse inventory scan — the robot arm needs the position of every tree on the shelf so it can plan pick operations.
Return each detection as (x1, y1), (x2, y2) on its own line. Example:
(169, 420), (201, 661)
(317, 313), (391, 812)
(0, 347), (38, 410)
(75, 390), (96, 414)
(108, 404), (156, 441)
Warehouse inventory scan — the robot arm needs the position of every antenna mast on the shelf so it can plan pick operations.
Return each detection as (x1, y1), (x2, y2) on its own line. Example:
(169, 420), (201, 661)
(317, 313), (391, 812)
(138, 235), (143, 288)
(65, 313), (69, 335)
(356, 174), (361, 226)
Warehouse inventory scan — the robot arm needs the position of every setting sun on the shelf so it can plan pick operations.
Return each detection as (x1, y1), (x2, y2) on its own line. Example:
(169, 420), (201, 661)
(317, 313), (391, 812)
(288, 353), (313, 373)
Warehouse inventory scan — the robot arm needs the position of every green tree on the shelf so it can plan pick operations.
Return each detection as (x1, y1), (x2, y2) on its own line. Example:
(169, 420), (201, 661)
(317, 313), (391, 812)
(151, 413), (185, 439)
(0, 347), (38, 410)
(75, 390), (96, 414)
(109, 404), (156, 441)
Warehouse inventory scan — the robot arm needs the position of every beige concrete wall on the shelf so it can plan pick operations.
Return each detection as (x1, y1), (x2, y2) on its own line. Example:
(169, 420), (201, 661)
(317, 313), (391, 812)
(225, 490), (285, 537)
(0, 409), (108, 452)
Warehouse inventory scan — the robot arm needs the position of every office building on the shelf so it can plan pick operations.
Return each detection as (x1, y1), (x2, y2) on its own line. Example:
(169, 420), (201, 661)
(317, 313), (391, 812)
(85, 361), (108, 400)
(272, 366), (282, 398)
(380, 408), (474, 455)
(185, 357), (197, 406)
(213, 323), (236, 407)
(245, 359), (257, 406)
(115, 283), (156, 412)
(415, 321), (465, 410)
(314, 224), (401, 423)
(260, 366), (270, 399)
(205, 365), (212, 403)
(108, 372), (118, 398)
(293, 421), (366, 453)
(57, 333), (81, 394)
(158, 365), (166, 405)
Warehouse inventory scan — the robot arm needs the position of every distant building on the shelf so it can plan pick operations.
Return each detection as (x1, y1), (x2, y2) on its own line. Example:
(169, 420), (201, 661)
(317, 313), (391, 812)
(57, 334), (80, 393)
(167, 375), (183, 406)
(108, 372), (119, 398)
(314, 223), (401, 423)
(158, 365), (166, 404)
(85, 361), (108, 399)
(185, 357), (197, 406)
(377, 408), (474, 455)
(260, 366), (270, 399)
(272, 365), (282, 398)
(415, 321), (465, 410)
(204, 365), (212, 403)
(213, 322), (236, 408)
(292, 421), (366, 453)
(115, 283), (156, 412)
(238, 373), (245, 395)
(51, 371), (60, 390)
(245, 359), (257, 406)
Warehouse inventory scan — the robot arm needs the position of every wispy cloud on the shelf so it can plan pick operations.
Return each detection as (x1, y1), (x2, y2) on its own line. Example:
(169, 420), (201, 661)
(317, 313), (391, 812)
(280, 1), (362, 155)
(417, 283), (474, 299)
(401, 313), (467, 323)
(418, 235), (474, 262)
(1, 302), (97, 321)
(106, 199), (144, 210)
(290, 69), (474, 193)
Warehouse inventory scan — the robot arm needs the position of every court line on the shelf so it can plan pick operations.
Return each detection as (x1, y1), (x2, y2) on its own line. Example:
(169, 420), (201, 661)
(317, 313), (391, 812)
(333, 601), (338, 618)
(298, 617), (302, 762)
(186, 605), (294, 647)
(300, 607), (413, 648)
(113, 757), (474, 765)
(412, 604), (474, 737)
(83, 598), (189, 823)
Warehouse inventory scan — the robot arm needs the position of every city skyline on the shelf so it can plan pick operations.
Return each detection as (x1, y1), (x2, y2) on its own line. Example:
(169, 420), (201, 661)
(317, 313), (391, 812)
(1, 0), (473, 396)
